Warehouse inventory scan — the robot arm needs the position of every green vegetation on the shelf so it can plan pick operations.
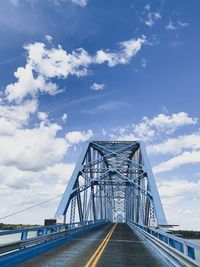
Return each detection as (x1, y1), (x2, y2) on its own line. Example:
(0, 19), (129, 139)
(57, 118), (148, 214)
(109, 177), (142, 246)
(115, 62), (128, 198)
(172, 230), (200, 239)
(0, 223), (41, 230)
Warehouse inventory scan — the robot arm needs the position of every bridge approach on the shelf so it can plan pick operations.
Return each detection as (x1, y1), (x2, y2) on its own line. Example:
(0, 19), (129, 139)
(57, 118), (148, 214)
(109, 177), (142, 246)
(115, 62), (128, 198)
(0, 141), (199, 267)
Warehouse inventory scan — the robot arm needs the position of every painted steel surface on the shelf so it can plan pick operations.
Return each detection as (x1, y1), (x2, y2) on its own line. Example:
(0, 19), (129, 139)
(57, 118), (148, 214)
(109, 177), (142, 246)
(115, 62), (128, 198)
(55, 141), (167, 226)
(1, 140), (198, 266)
(0, 221), (106, 266)
(128, 221), (200, 267)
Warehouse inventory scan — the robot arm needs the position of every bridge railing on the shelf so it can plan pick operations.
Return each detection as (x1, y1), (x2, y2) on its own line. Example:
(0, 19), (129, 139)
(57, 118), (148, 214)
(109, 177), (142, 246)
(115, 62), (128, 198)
(128, 220), (200, 267)
(0, 220), (106, 256)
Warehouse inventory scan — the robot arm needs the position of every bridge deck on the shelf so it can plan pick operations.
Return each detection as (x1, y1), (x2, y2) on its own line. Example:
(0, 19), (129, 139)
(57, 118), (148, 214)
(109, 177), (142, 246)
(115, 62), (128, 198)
(18, 223), (167, 267)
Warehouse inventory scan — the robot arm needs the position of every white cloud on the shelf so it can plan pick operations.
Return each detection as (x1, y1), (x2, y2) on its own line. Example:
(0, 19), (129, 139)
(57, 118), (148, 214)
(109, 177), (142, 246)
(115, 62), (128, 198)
(38, 111), (48, 121)
(5, 42), (92, 103)
(26, 44), (92, 79)
(0, 35), (149, 223)
(90, 82), (105, 91)
(158, 179), (200, 199)
(61, 113), (68, 123)
(0, 162), (75, 224)
(0, 99), (37, 126)
(165, 19), (189, 31)
(157, 179), (200, 229)
(94, 36), (146, 67)
(153, 150), (200, 174)
(0, 122), (69, 172)
(71, 0), (88, 7)
(133, 120), (155, 141)
(0, 97), (77, 224)
(165, 20), (177, 30)
(0, 100), (37, 135)
(5, 64), (58, 103)
(45, 35), (53, 42)
(98, 110), (200, 229)
(5, 36), (146, 103)
(143, 5), (161, 27)
(0, 93), (91, 224)
(0, 97), (89, 224)
(148, 132), (200, 155)
(108, 112), (197, 142)
(0, 35), (158, 224)
(178, 20), (189, 27)
(65, 130), (93, 144)
(0, 163), (74, 190)
(147, 112), (197, 133)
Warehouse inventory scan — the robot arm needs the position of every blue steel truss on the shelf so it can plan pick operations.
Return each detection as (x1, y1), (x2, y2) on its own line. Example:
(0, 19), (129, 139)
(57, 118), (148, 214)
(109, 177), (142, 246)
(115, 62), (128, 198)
(1, 141), (200, 267)
(55, 141), (167, 226)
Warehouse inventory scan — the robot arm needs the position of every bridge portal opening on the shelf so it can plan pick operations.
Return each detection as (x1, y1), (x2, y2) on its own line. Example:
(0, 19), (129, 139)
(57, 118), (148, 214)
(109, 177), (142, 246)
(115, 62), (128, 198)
(55, 141), (167, 227)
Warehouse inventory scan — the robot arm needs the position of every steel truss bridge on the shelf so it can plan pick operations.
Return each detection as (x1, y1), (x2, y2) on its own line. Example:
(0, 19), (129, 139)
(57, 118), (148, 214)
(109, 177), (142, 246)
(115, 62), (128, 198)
(0, 141), (199, 267)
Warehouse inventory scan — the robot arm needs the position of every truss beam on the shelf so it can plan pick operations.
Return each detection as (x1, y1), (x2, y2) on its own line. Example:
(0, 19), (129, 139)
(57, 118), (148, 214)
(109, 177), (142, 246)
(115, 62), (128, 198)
(55, 141), (167, 226)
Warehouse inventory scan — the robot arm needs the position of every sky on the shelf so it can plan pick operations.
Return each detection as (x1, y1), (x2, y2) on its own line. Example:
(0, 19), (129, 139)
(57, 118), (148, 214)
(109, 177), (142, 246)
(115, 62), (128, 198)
(0, 0), (200, 230)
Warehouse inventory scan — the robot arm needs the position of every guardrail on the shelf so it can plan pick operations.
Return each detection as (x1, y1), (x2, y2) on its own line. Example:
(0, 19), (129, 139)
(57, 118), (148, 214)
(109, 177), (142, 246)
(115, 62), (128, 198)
(0, 219), (107, 265)
(128, 220), (200, 267)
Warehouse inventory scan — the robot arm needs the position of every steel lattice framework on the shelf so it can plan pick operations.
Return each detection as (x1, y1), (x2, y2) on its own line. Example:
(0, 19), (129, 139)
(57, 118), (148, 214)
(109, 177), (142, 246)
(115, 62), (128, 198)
(55, 141), (167, 226)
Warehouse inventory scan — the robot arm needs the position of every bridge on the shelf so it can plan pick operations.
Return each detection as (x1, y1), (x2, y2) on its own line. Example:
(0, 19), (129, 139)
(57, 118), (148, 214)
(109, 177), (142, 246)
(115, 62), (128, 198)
(0, 141), (199, 267)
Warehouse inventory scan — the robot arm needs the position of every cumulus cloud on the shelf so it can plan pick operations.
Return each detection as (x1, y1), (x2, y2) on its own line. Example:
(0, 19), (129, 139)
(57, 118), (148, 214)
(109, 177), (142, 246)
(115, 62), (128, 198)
(108, 112), (197, 142)
(0, 163), (74, 190)
(90, 82), (105, 91)
(38, 111), (48, 122)
(0, 36), (112, 223)
(0, 122), (69, 172)
(94, 36), (146, 67)
(0, 100), (37, 135)
(147, 112), (197, 133)
(148, 133), (200, 155)
(158, 179), (200, 199)
(0, 99), (37, 124)
(0, 162), (75, 224)
(5, 36), (146, 103)
(153, 150), (200, 174)
(0, 96), (90, 223)
(5, 42), (92, 103)
(0, 97), (76, 223)
(61, 113), (67, 122)
(157, 179), (200, 229)
(0, 34), (147, 224)
(65, 130), (93, 144)
(99, 110), (200, 229)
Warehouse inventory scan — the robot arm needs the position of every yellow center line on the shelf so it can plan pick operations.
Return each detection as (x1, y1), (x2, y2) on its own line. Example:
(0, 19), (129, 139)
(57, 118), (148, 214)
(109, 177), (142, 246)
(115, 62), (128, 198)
(85, 223), (117, 267)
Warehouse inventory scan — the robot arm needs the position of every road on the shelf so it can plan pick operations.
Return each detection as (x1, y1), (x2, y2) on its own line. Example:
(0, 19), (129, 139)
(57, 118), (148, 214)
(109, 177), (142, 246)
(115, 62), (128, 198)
(18, 223), (167, 267)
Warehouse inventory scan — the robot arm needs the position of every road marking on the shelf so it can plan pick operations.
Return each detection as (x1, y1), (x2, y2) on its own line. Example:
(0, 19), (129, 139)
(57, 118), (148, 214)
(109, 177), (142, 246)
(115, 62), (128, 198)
(85, 223), (117, 267)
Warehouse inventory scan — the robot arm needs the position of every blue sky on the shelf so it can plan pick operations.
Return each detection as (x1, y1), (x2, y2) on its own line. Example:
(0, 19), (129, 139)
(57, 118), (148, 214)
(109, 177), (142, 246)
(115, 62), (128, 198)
(0, 0), (200, 230)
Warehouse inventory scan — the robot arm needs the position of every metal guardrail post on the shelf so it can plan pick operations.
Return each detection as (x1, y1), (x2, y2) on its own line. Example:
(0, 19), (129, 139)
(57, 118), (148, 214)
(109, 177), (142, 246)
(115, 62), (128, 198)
(128, 220), (200, 267)
(21, 231), (28, 241)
